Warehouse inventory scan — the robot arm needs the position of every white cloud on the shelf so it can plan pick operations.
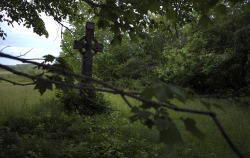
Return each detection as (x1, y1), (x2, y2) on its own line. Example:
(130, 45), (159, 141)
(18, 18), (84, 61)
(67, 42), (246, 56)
(0, 13), (64, 65)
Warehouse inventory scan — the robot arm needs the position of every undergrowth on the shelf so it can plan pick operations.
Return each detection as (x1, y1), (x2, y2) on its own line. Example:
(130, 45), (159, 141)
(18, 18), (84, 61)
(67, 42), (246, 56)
(0, 84), (250, 158)
(55, 89), (110, 115)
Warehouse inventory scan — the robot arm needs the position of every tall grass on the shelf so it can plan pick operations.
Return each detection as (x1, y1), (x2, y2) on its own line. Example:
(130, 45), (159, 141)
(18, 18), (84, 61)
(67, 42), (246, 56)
(107, 95), (250, 158)
(0, 83), (53, 119)
(0, 83), (249, 157)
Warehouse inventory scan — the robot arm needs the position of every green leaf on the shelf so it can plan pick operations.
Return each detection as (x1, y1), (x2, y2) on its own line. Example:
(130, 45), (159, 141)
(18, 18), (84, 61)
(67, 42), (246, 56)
(43, 54), (55, 63)
(140, 80), (189, 102)
(131, 107), (152, 119)
(124, 10), (138, 23)
(155, 115), (182, 145)
(159, 123), (182, 145)
(198, 14), (212, 28)
(140, 86), (155, 100)
(182, 118), (205, 141)
(34, 80), (52, 95)
(97, 19), (110, 29)
(129, 32), (139, 43)
(165, 9), (176, 21)
(214, 4), (227, 15)
(141, 81), (172, 102)
(148, 1), (161, 12)
(155, 117), (170, 131)
(165, 84), (187, 102)
(111, 34), (122, 46)
(154, 85), (173, 102)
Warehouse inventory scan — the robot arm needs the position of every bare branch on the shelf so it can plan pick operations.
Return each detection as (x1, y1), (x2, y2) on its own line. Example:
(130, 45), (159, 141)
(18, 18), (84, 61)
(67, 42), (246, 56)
(17, 48), (33, 57)
(0, 52), (120, 91)
(25, 58), (45, 61)
(54, 22), (61, 41)
(0, 45), (11, 51)
(57, 21), (75, 35)
(212, 115), (244, 158)
(0, 77), (34, 86)
(121, 95), (133, 108)
(0, 63), (117, 94)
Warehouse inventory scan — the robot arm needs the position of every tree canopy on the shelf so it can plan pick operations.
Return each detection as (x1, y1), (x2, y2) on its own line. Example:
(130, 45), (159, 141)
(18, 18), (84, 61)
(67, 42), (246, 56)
(1, 0), (250, 41)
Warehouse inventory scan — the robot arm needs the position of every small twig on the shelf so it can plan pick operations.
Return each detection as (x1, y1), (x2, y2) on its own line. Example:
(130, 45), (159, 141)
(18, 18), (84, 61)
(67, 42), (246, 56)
(17, 48), (33, 57)
(0, 45), (11, 51)
(60, 23), (63, 40)
(57, 21), (75, 35)
(25, 58), (45, 61)
(54, 22), (61, 41)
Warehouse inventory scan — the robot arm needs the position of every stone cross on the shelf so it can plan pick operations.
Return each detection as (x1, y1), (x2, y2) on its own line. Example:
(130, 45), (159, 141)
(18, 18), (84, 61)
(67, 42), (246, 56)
(73, 22), (104, 89)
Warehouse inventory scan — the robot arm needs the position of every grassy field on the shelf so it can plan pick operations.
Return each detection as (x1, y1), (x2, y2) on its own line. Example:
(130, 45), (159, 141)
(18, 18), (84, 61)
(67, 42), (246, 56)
(0, 71), (12, 74)
(0, 83), (53, 119)
(0, 82), (250, 157)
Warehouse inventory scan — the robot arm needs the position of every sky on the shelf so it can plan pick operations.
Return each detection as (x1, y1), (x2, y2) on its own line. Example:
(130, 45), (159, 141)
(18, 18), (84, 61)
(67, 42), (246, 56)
(0, 14), (63, 65)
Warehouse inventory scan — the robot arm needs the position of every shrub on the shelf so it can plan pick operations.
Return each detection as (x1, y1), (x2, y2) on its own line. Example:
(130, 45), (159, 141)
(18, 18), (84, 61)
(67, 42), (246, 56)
(56, 90), (111, 115)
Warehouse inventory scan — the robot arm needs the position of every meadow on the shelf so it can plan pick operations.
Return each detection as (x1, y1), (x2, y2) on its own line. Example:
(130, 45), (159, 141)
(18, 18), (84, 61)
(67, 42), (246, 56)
(0, 80), (250, 157)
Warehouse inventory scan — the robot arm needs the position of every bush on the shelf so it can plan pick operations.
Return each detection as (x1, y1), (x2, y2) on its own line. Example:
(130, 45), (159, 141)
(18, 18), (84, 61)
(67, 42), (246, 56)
(56, 90), (111, 115)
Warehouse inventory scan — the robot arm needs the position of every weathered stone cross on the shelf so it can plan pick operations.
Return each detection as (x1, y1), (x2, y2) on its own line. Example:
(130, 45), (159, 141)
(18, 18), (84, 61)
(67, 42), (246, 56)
(73, 22), (104, 89)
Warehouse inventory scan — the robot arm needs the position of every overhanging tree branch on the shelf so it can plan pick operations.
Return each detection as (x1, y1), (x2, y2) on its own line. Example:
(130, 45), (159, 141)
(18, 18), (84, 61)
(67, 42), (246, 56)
(0, 63), (118, 94)
(0, 77), (34, 86)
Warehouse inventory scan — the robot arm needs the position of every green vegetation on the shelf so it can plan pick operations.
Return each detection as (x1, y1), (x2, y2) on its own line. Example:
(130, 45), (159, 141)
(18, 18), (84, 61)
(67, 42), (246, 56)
(1, 1), (250, 157)
(57, 90), (110, 115)
(0, 82), (250, 157)
(0, 64), (42, 83)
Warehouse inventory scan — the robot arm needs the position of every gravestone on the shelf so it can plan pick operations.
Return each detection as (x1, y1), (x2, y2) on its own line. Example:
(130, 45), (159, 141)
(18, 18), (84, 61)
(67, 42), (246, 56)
(73, 22), (104, 93)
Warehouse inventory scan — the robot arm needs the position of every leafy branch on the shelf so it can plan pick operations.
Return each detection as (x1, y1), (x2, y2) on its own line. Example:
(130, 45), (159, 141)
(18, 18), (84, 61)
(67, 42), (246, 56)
(0, 52), (245, 158)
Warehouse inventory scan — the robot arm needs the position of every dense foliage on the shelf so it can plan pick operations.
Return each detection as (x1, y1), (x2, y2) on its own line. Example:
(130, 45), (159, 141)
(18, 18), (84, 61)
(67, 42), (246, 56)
(159, 10), (250, 94)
